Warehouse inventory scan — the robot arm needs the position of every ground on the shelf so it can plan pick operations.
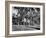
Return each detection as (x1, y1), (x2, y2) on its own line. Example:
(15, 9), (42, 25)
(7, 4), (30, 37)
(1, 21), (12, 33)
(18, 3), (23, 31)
(12, 25), (40, 31)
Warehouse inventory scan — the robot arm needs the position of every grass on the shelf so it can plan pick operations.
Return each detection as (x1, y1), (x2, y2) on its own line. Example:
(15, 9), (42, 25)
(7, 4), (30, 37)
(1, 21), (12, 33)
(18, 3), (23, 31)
(12, 25), (40, 31)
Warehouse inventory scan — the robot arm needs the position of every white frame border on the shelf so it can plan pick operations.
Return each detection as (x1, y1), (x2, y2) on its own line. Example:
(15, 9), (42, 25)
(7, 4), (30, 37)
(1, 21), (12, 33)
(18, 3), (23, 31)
(9, 3), (43, 34)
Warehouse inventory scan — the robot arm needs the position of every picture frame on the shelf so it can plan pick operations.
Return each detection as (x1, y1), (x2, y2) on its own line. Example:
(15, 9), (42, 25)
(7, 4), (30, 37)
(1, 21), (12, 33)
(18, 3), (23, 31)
(5, 1), (45, 37)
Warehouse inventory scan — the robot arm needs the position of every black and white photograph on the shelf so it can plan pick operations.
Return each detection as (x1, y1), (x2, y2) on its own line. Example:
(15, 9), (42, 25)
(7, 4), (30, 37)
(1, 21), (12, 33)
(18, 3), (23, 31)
(12, 7), (40, 31)
(5, 1), (45, 37)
